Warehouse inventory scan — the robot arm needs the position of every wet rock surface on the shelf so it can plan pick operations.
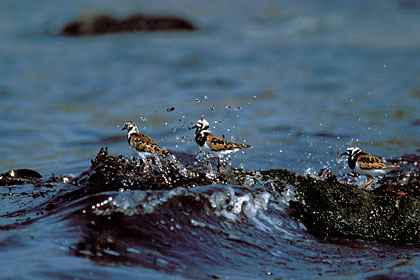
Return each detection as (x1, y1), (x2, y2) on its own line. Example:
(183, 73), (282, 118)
(60, 13), (196, 36)
(0, 169), (42, 186)
(1, 147), (419, 246)
(288, 171), (420, 244)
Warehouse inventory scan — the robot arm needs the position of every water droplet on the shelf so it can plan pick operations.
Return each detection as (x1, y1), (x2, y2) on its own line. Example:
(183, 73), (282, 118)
(140, 116), (147, 121)
(196, 98), (202, 103)
(171, 127), (176, 132)
(211, 105), (216, 110)
(166, 107), (175, 112)
(204, 96), (208, 100)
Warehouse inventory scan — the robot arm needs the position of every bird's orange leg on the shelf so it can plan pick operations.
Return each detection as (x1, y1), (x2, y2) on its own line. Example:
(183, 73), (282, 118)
(218, 160), (224, 174)
(362, 177), (375, 188)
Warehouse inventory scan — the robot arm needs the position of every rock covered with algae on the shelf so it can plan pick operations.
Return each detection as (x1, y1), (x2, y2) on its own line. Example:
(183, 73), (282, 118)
(259, 159), (420, 245)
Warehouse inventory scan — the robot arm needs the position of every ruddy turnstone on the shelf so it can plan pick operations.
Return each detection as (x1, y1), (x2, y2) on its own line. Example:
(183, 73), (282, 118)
(192, 119), (251, 168)
(122, 121), (172, 169)
(339, 147), (400, 188)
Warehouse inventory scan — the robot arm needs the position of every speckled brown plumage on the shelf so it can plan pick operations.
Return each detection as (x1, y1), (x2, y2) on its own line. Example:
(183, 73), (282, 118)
(122, 121), (171, 159)
(356, 154), (400, 170)
(129, 133), (171, 157)
(206, 135), (251, 152)
(192, 119), (252, 157)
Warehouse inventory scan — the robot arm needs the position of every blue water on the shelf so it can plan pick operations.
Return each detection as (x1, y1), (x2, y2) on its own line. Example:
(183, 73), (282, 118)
(1, 0), (420, 279)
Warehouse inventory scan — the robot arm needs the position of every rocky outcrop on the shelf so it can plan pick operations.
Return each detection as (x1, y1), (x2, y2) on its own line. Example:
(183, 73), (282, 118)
(60, 13), (196, 36)
(1, 147), (419, 245)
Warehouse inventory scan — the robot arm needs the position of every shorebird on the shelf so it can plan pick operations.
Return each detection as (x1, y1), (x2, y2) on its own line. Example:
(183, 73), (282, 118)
(122, 121), (172, 169)
(339, 147), (400, 188)
(192, 118), (251, 170)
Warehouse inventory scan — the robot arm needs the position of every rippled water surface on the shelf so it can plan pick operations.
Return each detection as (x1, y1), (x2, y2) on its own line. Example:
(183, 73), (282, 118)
(1, 0), (419, 279)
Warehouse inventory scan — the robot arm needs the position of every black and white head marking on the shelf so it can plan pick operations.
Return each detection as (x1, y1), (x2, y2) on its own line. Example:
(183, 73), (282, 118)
(122, 121), (140, 143)
(344, 147), (362, 161)
(193, 119), (211, 146)
(340, 146), (364, 169)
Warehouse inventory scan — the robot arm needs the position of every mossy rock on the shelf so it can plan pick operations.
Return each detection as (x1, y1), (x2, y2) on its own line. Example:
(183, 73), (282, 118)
(274, 171), (420, 245)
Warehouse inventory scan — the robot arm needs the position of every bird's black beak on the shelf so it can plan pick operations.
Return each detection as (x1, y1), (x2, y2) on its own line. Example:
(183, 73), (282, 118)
(336, 151), (347, 162)
(121, 125), (127, 131)
(189, 125), (198, 130)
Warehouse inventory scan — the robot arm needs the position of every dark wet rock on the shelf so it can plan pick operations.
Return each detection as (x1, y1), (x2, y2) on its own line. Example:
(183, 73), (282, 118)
(289, 174), (420, 244)
(0, 169), (42, 186)
(2, 147), (420, 245)
(61, 13), (196, 36)
(282, 166), (420, 244)
(254, 154), (420, 245)
(43, 147), (238, 211)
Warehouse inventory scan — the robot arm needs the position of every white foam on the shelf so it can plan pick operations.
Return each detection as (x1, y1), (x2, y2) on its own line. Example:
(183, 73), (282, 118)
(92, 187), (187, 216)
(206, 186), (271, 222)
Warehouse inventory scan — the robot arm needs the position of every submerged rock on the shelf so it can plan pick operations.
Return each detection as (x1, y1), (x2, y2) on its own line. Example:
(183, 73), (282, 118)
(61, 13), (196, 36)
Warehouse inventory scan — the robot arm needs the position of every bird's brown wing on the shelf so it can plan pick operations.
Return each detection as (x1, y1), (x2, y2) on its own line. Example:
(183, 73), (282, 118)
(357, 154), (400, 170)
(131, 133), (171, 157)
(206, 135), (251, 151)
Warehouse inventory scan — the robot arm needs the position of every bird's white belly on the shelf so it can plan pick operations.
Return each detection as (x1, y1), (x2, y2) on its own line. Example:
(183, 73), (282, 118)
(133, 150), (154, 161)
(202, 142), (239, 157)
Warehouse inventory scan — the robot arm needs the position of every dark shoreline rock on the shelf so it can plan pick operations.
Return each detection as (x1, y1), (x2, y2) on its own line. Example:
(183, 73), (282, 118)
(287, 173), (420, 245)
(61, 13), (196, 36)
(0, 169), (42, 186)
(1, 147), (419, 245)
